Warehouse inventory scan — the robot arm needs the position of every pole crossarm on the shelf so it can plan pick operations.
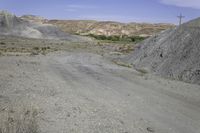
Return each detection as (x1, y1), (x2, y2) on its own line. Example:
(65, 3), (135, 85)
(177, 13), (185, 26)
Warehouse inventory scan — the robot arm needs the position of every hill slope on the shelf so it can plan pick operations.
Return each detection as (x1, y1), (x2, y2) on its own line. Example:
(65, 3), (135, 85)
(0, 11), (84, 41)
(20, 15), (174, 37)
(47, 20), (174, 37)
(123, 18), (200, 85)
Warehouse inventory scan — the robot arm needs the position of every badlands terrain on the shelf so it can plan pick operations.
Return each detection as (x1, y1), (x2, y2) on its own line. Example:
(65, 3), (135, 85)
(0, 11), (200, 133)
(20, 15), (174, 37)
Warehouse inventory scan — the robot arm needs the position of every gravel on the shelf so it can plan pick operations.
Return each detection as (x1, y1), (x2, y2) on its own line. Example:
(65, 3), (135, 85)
(0, 51), (200, 133)
(123, 17), (200, 85)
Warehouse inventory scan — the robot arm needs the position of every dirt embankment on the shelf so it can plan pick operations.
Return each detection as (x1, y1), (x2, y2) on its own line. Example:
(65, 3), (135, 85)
(122, 18), (200, 85)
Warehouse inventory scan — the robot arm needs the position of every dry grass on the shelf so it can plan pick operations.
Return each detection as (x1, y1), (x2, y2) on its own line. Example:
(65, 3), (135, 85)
(0, 105), (40, 133)
(135, 68), (149, 76)
(112, 60), (132, 68)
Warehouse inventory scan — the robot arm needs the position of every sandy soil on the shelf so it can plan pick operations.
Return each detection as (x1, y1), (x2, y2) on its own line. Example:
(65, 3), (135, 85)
(0, 49), (200, 133)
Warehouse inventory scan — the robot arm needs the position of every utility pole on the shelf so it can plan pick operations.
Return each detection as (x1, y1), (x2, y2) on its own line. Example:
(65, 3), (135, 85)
(177, 13), (185, 26)
(177, 13), (185, 46)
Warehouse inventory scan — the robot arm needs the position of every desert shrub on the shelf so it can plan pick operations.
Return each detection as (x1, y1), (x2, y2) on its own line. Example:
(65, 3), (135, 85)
(96, 35), (107, 40)
(0, 42), (5, 45)
(33, 47), (39, 51)
(109, 36), (120, 41)
(112, 60), (132, 68)
(74, 33), (80, 35)
(30, 51), (39, 56)
(130, 36), (146, 42)
(135, 68), (149, 74)
(88, 34), (110, 40)
(41, 47), (47, 51)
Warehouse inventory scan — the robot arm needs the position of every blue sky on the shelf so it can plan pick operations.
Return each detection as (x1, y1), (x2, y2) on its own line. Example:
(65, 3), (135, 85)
(0, 0), (200, 24)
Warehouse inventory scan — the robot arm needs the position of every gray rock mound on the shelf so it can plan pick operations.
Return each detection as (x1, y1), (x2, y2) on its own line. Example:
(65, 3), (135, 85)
(123, 18), (200, 85)
(0, 11), (84, 41)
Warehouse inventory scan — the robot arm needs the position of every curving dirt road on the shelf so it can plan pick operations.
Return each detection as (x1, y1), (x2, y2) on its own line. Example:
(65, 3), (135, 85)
(0, 51), (200, 133)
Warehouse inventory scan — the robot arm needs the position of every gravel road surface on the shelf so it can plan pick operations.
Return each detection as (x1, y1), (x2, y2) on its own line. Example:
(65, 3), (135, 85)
(0, 52), (200, 133)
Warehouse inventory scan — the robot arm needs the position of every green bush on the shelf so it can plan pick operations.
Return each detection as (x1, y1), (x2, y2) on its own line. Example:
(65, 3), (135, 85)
(130, 36), (145, 42)
(0, 42), (5, 45)
(107, 36), (120, 41)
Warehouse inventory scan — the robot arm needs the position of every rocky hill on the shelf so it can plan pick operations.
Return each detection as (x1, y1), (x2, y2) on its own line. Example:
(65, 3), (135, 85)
(49, 20), (174, 37)
(20, 15), (174, 37)
(122, 18), (200, 85)
(0, 11), (84, 41)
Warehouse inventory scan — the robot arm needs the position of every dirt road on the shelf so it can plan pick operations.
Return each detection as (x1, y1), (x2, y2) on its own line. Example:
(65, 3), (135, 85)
(0, 52), (200, 133)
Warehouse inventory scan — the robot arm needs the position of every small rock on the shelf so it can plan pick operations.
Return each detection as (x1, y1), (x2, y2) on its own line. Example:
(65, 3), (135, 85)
(8, 117), (14, 123)
(119, 120), (124, 124)
(147, 127), (155, 132)
(67, 113), (71, 117)
(9, 74), (14, 78)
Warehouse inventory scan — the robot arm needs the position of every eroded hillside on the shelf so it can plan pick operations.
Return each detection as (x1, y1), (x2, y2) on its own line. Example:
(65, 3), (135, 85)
(20, 15), (175, 37)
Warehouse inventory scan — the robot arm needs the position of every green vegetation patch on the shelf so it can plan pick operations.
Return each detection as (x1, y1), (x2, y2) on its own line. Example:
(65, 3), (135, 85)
(87, 34), (146, 43)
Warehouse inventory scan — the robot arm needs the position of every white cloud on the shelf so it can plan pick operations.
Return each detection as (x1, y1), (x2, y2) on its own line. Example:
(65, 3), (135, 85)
(159, 0), (200, 9)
